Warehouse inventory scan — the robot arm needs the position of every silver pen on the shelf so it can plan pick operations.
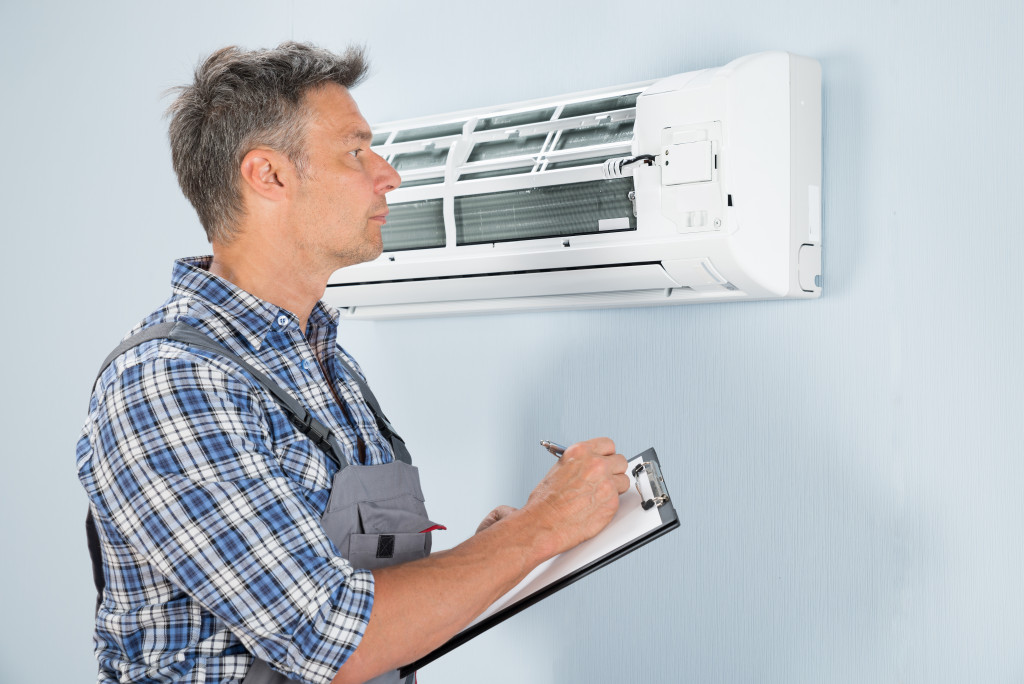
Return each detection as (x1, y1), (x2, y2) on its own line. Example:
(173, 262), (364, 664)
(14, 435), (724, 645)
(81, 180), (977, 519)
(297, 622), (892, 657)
(539, 440), (567, 458)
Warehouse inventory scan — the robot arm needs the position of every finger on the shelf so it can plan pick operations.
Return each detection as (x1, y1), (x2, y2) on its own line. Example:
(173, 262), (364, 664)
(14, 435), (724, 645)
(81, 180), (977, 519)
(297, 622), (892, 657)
(587, 437), (616, 455)
(608, 453), (628, 474)
(476, 505), (518, 534)
(493, 504), (517, 519)
(615, 472), (632, 495)
(476, 509), (500, 534)
(564, 437), (616, 461)
(561, 442), (585, 462)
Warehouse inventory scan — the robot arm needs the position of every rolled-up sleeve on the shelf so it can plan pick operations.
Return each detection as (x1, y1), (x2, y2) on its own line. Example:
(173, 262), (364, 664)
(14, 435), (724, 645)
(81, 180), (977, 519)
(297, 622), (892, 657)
(81, 349), (371, 684)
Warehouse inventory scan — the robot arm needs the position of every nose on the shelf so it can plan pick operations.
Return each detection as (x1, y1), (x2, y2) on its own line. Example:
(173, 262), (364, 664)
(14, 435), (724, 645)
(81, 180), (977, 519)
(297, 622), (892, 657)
(373, 151), (402, 193)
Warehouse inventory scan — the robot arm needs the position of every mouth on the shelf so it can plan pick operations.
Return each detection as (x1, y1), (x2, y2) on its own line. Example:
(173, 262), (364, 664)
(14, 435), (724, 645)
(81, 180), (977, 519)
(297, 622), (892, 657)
(371, 209), (389, 224)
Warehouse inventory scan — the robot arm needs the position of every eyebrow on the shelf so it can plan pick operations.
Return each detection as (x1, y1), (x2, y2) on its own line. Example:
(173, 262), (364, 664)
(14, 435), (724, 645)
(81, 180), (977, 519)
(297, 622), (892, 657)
(343, 129), (374, 144)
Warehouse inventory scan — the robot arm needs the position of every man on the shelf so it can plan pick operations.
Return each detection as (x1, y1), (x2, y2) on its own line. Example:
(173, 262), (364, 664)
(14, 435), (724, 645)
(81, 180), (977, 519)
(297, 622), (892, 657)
(77, 42), (628, 684)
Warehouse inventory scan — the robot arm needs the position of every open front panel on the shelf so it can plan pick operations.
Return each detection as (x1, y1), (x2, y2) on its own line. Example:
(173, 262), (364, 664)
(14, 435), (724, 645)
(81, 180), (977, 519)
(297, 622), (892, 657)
(373, 89), (644, 253)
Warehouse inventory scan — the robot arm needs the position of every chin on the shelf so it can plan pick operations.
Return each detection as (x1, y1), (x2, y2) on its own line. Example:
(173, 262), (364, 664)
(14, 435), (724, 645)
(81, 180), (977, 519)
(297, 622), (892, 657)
(366, 240), (384, 263)
(333, 242), (383, 270)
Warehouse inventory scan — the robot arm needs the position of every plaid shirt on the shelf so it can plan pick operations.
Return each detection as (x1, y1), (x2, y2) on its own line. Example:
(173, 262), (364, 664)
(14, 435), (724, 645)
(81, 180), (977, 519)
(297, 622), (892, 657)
(76, 256), (396, 684)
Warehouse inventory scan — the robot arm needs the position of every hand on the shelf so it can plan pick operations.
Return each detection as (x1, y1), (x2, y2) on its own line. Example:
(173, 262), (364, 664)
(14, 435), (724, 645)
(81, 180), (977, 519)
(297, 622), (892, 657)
(476, 505), (518, 534)
(521, 437), (629, 560)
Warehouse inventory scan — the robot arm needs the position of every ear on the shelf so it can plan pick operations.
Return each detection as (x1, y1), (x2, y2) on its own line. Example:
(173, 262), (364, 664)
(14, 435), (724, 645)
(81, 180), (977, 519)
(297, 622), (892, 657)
(239, 148), (294, 202)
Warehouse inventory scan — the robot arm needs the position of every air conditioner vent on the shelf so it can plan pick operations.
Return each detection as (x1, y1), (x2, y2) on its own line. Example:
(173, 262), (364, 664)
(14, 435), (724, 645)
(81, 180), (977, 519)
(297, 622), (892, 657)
(467, 134), (547, 163)
(558, 92), (640, 118)
(552, 119), (634, 150)
(392, 120), (466, 143)
(392, 147), (449, 172)
(460, 166), (533, 181)
(476, 108), (556, 131)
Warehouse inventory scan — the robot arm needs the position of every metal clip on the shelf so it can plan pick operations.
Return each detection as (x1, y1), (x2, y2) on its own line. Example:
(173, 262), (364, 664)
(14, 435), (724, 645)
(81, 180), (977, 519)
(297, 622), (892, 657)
(632, 460), (669, 510)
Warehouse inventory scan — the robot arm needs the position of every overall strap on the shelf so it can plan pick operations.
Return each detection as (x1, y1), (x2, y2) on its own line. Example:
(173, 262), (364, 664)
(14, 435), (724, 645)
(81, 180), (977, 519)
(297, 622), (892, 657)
(336, 355), (413, 466)
(87, 320), (413, 612)
(96, 321), (347, 469)
(87, 320), (344, 614)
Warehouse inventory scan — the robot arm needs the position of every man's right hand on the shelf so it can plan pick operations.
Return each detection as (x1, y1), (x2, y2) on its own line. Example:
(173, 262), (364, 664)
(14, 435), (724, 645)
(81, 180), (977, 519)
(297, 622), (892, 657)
(518, 437), (630, 562)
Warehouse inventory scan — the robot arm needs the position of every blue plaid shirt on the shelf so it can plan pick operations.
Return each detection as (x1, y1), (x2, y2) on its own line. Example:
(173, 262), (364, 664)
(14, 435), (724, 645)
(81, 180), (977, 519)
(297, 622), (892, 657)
(76, 256), (396, 684)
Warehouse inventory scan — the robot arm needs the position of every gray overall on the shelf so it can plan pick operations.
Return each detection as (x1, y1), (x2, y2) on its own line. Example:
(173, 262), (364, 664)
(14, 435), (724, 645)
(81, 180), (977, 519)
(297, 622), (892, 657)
(86, 322), (434, 684)
(243, 458), (431, 684)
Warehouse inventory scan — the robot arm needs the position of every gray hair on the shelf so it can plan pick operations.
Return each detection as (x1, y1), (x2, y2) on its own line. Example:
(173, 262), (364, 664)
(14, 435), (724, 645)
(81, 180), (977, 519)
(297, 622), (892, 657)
(166, 42), (369, 243)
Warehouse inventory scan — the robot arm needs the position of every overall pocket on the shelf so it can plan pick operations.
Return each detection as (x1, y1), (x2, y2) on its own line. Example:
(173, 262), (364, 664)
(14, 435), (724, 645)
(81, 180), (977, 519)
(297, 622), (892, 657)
(347, 531), (432, 570)
(320, 461), (443, 572)
(341, 500), (441, 570)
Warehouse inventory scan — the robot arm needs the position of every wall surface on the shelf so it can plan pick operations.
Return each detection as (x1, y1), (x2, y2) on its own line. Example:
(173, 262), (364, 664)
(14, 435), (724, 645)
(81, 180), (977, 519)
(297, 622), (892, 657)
(2, 1), (1022, 682)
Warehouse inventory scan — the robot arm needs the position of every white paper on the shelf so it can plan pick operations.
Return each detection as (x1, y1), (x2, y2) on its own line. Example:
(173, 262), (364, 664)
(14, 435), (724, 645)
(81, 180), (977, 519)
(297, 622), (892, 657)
(467, 455), (664, 628)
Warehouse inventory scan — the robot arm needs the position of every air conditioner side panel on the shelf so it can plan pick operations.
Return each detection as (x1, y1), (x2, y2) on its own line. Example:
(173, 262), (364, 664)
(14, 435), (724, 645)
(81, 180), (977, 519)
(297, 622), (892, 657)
(790, 54), (823, 295)
(633, 51), (821, 299)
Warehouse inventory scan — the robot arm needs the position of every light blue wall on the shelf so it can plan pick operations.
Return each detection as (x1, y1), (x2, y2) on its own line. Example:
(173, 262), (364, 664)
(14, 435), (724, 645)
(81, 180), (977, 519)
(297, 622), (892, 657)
(2, 1), (1022, 682)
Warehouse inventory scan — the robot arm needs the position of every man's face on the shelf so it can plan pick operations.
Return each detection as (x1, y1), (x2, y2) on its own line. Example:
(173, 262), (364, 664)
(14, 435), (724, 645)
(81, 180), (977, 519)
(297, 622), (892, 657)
(289, 84), (401, 271)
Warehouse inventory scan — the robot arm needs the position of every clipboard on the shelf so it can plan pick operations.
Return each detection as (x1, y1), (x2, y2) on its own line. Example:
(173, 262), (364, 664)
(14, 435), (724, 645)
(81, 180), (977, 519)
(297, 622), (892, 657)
(400, 447), (678, 677)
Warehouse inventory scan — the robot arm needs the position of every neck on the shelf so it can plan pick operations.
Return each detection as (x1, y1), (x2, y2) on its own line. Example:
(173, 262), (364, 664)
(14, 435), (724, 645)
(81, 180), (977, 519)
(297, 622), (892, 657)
(209, 231), (331, 333)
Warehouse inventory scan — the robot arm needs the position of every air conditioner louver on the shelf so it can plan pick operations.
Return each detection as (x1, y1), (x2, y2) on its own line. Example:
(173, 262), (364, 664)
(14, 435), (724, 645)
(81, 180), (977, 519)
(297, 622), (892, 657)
(337, 263), (679, 308)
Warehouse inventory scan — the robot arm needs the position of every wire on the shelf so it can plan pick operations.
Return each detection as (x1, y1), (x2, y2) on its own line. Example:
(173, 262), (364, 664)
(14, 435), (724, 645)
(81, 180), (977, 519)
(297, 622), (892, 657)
(619, 154), (657, 167)
(603, 154), (658, 179)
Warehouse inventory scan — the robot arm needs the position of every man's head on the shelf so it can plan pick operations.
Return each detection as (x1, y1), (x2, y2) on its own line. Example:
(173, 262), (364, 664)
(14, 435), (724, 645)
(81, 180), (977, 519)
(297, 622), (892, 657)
(167, 42), (381, 245)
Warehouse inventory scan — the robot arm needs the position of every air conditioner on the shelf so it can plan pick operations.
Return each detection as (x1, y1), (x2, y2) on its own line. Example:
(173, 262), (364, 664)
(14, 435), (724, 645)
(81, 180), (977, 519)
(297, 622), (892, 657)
(324, 51), (822, 319)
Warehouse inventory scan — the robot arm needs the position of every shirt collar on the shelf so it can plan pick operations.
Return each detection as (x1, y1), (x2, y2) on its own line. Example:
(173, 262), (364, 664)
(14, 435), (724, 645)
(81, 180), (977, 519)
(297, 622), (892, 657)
(170, 256), (340, 351)
(307, 299), (342, 350)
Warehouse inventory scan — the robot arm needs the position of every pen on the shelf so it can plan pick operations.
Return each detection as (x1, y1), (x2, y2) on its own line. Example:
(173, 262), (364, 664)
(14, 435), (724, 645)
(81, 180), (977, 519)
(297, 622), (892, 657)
(540, 440), (566, 458)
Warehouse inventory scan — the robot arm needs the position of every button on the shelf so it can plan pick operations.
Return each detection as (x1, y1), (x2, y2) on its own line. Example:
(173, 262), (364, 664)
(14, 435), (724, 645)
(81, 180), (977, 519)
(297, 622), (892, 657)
(276, 315), (289, 327)
(302, 359), (312, 372)
(686, 210), (707, 228)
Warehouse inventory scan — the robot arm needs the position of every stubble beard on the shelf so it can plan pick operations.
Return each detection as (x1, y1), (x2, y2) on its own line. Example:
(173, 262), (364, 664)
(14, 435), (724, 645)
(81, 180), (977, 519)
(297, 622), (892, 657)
(329, 221), (384, 270)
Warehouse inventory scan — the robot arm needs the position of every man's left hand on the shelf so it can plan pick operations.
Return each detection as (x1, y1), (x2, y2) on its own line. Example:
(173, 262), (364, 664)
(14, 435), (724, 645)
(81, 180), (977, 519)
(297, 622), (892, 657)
(475, 505), (518, 534)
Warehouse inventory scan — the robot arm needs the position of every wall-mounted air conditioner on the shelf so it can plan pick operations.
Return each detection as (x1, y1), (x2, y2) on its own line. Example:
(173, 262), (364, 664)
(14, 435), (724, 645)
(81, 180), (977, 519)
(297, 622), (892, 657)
(324, 51), (822, 319)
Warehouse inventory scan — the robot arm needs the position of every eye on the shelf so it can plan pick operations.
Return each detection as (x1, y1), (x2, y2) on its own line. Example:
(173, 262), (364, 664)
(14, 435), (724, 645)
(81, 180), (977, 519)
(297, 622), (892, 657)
(349, 148), (363, 158)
